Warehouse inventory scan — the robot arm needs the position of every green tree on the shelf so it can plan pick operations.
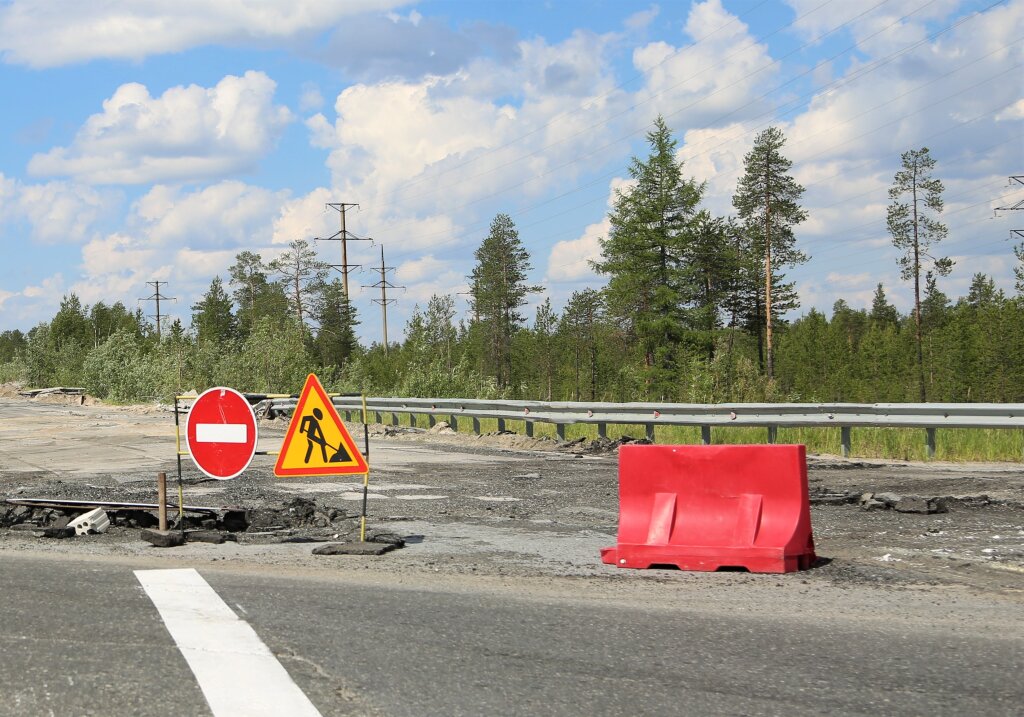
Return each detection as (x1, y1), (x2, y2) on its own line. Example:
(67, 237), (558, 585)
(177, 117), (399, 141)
(593, 116), (704, 396)
(269, 239), (329, 334)
(732, 126), (808, 380)
(191, 276), (237, 345)
(869, 283), (899, 326)
(229, 251), (289, 335)
(687, 212), (740, 360)
(887, 147), (951, 401)
(468, 213), (541, 388)
(531, 298), (558, 400)
(559, 289), (606, 401)
(312, 278), (359, 368)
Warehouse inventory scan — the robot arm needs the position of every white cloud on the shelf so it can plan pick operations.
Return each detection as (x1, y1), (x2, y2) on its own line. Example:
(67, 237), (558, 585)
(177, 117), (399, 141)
(22, 274), (65, 299)
(0, 0), (411, 68)
(28, 72), (293, 185)
(134, 181), (287, 246)
(0, 173), (119, 244)
(625, 5), (660, 31)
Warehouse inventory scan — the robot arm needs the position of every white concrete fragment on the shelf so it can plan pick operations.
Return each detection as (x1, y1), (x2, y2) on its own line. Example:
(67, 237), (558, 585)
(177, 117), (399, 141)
(68, 507), (110, 535)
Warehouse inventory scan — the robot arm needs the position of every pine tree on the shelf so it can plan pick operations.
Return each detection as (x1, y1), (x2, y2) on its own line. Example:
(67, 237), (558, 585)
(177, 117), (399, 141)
(468, 213), (540, 388)
(559, 289), (606, 401)
(269, 239), (329, 334)
(593, 116), (704, 396)
(531, 299), (558, 400)
(732, 126), (808, 380)
(887, 147), (952, 401)
(229, 251), (289, 335)
(686, 212), (740, 360)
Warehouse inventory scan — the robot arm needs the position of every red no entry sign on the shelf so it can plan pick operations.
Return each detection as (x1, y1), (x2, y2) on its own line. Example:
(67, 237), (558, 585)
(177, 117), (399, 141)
(185, 387), (258, 480)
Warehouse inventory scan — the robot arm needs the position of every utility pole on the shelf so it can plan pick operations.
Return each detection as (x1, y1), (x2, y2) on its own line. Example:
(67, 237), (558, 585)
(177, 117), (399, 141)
(139, 281), (176, 340)
(995, 175), (1024, 241)
(316, 202), (371, 300)
(364, 246), (403, 356)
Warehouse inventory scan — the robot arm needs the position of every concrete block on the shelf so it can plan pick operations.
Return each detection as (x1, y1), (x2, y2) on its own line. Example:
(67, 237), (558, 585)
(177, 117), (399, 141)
(894, 496), (930, 513)
(874, 492), (902, 507)
(140, 529), (186, 548)
(185, 530), (236, 544)
(312, 541), (400, 556)
(68, 508), (110, 535)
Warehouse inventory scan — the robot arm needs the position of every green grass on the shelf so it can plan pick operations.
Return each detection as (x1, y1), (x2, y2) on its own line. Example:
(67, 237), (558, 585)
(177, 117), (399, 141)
(371, 411), (1024, 462)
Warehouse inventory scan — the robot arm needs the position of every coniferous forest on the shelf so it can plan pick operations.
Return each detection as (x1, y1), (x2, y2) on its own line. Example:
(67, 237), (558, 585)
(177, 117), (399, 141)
(2, 119), (1022, 408)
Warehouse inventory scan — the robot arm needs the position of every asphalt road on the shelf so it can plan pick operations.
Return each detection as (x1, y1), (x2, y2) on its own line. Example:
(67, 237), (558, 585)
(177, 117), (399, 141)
(1, 552), (1021, 717)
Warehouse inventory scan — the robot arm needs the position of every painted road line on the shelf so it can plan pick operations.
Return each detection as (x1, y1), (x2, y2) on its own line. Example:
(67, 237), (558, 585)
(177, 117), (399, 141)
(135, 568), (322, 717)
(194, 423), (248, 443)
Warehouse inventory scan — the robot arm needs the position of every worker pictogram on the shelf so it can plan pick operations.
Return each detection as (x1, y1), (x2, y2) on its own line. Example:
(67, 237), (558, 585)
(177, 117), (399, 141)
(274, 374), (367, 477)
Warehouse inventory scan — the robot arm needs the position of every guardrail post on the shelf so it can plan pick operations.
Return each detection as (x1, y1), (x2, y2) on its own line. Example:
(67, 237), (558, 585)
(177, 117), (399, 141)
(556, 423), (565, 440)
(926, 428), (936, 459)
(344, 410), (351, 422)
(701, 425), (711, 445)
(645, 423), (655, 442)
(598, 422), (607, 439)
(391, 412), (399, 426)
(525, 420), (534, 438)
(428, 414), (436, 428)
(497, 417), (506, 432)
(450, 415), (458, 432)
(472, 417), (481, 435)
(409, 413), (417, 428)
(841, 426), (852, 458)
(375, 411), (382, 424)
(767, 425), (778, 444)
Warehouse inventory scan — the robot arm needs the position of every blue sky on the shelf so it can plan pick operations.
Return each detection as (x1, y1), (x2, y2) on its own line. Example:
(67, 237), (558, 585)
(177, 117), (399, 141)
(0, 0), (1021, 342)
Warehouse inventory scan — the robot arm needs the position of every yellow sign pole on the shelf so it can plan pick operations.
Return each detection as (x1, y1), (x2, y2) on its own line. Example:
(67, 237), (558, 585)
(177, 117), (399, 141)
(359, 394), (370, 542)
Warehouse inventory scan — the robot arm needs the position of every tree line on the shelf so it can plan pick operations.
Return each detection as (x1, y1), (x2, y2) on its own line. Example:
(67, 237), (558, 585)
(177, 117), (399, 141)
(2, 117), (1020, 405)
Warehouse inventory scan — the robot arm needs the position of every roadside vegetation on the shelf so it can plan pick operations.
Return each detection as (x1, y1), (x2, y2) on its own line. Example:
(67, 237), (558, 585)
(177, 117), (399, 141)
(2, 118), (1022, 459)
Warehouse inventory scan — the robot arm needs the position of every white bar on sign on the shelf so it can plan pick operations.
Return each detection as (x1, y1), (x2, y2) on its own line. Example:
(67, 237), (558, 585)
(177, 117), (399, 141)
(135, 569), (323, 717)
(195, 423), (248, 443)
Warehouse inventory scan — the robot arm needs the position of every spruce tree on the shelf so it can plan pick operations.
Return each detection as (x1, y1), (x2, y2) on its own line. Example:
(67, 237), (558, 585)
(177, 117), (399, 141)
(313, 278), (359, 368)
(887, 147), (951, 401)
(593, 116), (704, 397)
(869, 283), (899, 326)
(468, 213), (540, 388)
(191, 276), (237, 345)
(732, 126), (808, 380)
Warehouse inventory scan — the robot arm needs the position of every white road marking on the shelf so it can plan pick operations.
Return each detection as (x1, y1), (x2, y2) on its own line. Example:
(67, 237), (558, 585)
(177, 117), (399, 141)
(135, 568), (322, 717)
(195, 424), (248, 443)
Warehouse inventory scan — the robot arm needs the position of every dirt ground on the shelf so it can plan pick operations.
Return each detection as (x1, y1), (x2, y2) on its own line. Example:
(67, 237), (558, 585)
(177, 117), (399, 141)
(0, 389), (1022, 600)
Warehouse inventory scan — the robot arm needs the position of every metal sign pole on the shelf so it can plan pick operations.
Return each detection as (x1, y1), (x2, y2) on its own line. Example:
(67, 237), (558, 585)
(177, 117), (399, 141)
(360, 394), (370, 542)
(173, 396), (185, 534)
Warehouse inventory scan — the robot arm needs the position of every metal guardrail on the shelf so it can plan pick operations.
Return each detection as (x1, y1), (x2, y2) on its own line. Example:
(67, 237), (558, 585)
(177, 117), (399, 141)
(259, 397), (1024, 459)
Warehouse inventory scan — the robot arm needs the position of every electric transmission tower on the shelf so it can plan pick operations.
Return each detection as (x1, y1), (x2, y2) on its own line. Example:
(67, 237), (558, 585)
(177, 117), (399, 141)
(995, 175), (1023, 241)
(315, 202), (372, 299)
(139, 281), (176, 340)
(364, 246), (404, 356)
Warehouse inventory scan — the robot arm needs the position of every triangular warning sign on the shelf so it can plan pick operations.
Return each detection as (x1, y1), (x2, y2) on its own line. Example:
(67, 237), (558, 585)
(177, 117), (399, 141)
(275, 374), (368, 477)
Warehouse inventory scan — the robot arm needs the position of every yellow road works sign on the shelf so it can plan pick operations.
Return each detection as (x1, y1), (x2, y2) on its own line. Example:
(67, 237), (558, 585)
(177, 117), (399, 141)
(274, 374), (368, 477)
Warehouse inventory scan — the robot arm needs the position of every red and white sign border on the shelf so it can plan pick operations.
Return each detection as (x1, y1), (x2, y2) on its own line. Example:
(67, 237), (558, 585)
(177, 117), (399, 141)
(185, 386), (258, 481)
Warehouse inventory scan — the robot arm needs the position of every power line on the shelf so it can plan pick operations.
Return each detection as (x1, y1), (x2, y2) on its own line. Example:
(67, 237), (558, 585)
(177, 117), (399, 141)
(363, 245), (404, 355)
(138, 281), (176, 341)
(315, 202), (372, 300)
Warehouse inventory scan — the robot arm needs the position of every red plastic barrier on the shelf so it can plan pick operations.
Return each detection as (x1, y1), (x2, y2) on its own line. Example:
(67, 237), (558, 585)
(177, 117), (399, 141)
(600, 445), (816, 573)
